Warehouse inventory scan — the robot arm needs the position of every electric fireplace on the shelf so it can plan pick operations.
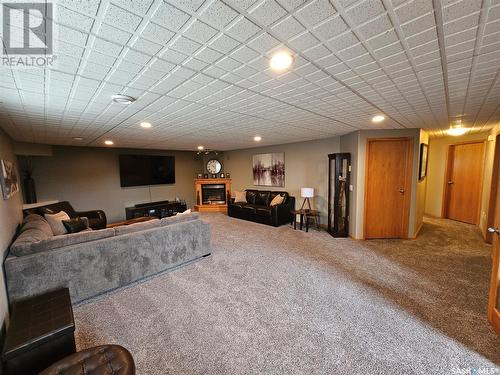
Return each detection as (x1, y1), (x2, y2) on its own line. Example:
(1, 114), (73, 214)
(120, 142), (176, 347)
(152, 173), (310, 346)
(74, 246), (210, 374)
(201, 184), (226, 204)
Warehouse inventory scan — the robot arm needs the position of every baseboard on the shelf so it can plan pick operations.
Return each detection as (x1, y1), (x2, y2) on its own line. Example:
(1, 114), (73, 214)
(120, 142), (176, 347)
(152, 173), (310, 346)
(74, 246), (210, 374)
(424, 213), (442, 219)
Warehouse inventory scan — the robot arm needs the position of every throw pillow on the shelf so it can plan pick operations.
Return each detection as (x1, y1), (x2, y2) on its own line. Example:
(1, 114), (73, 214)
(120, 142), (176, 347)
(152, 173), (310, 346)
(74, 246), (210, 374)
(62, 217), (89, 234)
(234, 191), (247, 203)
(44, 211), (70, 235)
(270, 194), (285, 206)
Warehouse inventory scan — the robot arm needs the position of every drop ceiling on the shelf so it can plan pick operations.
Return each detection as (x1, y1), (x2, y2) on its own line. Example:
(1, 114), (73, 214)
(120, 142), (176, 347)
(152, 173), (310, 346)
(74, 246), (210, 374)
(0, 0), (499, 151)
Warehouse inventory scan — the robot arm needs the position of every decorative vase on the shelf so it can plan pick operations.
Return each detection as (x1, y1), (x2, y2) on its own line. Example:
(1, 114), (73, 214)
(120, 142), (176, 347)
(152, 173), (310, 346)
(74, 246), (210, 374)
(23, 177), (37, 204)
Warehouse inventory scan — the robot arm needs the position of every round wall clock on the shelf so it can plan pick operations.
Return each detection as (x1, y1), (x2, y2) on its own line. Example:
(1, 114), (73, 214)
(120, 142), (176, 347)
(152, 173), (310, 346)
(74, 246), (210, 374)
(206, 159), (222, 174)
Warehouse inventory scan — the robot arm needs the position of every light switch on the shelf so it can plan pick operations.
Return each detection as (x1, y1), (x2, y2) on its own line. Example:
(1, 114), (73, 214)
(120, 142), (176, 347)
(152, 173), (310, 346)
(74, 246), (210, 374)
(349, 185), (354, 191)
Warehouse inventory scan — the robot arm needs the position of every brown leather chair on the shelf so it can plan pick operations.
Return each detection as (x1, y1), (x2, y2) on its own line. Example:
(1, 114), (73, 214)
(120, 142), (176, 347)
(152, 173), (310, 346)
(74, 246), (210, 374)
(39, 345), (135, 375)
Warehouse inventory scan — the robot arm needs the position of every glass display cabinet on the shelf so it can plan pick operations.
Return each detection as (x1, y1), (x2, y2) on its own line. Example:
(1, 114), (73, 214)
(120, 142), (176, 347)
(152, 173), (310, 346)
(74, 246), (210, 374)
(328, 153), (351, 237)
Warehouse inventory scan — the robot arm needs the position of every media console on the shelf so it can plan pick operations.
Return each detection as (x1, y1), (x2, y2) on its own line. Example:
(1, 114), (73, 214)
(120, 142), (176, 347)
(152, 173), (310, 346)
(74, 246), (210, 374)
(125, 200), (187, 220)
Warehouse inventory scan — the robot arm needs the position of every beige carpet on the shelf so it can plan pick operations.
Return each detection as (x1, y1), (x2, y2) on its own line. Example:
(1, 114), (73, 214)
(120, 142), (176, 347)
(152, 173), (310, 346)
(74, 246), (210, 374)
(74, 214), (500, 374)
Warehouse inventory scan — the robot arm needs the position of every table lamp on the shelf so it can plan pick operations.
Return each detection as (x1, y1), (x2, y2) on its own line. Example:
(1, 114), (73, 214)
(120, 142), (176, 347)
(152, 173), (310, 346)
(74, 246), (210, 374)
(300, 187), (314, 211)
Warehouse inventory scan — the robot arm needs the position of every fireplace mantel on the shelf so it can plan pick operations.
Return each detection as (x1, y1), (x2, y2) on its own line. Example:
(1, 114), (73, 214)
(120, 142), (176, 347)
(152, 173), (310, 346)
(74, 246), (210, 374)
(194, 178), (232, 214)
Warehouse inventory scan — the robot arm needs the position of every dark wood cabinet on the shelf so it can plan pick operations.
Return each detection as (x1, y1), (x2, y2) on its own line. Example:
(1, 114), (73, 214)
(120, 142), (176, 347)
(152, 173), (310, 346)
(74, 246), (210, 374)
(125, 200), (187, 220)
(328, 153), (351, 237)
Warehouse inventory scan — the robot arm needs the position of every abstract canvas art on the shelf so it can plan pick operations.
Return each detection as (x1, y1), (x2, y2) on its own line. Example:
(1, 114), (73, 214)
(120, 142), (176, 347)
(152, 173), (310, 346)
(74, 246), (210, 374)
(0, 159), (19, 200)
(253, 153), (285, 187)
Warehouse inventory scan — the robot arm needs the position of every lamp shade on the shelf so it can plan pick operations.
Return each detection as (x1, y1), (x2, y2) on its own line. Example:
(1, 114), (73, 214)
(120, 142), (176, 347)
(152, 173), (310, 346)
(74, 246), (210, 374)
(301, 187), (314, 198)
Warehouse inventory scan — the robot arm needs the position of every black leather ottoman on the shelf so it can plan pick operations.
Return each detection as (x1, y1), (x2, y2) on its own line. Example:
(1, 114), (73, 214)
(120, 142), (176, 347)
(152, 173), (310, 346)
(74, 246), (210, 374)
(39, 345), (135, 375)
(2, 288), (76, 375)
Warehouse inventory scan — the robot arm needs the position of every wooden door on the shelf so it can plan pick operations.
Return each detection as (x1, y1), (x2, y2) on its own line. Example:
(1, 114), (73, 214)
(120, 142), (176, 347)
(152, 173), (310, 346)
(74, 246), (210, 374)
(444, 142), (485, 225)
(487, 142), (500, 336)
(365, 138), (413, 239)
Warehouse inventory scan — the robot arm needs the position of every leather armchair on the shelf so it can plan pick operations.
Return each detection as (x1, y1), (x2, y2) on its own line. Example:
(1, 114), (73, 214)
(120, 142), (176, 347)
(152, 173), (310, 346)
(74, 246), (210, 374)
(23, 201), (107, 230)
(228, 190), (295, 227)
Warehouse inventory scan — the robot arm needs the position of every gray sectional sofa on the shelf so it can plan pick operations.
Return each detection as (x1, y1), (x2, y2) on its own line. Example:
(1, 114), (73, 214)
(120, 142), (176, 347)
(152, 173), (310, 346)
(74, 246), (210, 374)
(4, 212), (211, 304)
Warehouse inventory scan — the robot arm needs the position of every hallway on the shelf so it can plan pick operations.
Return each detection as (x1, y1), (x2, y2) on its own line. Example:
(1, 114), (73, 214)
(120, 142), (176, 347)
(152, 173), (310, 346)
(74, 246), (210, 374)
(363, 216), (499, 363)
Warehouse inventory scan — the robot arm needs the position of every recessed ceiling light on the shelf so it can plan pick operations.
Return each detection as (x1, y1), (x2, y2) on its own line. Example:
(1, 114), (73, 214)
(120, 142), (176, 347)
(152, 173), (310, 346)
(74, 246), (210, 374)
(197, 145), (204, 150)
(254, 136), (262, 142)
(140, 122), (152, 129)
(270, 51), (293, 71)
(448, 126), (468, 136)
(104, 140), (114, 145)
(72, 137), (84, 141)
(111, 94), (135, 104)
(372, 115), (385, 123)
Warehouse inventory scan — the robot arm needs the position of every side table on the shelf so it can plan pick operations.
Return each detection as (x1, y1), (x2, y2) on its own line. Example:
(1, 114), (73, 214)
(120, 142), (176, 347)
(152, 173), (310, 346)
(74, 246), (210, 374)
(304, 210), (321, 232)
(2, 288), (76, 375)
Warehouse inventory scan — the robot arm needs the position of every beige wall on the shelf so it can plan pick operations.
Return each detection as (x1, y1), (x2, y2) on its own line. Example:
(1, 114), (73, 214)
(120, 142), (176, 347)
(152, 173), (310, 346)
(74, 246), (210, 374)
(224, 137), (341, 224)
(0, 129), (23, 330)
(354, 128), (422, 239)
(425, 132), (490, 221)
(31, 146), (203, 222)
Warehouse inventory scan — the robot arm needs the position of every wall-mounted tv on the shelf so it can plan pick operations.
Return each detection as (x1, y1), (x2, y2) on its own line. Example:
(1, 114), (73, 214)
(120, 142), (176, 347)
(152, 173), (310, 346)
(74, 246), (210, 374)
(119, 155), (175, 187)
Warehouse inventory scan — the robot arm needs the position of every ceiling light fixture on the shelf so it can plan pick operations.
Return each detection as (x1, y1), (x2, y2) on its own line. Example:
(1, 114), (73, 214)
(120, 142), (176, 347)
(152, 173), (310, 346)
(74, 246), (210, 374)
(270, 51), (293, 71)
(72, 137), (84, 141)
(372, 115), (385, 123)
(111, 94), (135, 104)
(197, 145), (204, 150)
(448, 125), (468, 136)
(104, 140), (114, 145)
(254, 136), (262, 142)
(140, 122), (152, 129)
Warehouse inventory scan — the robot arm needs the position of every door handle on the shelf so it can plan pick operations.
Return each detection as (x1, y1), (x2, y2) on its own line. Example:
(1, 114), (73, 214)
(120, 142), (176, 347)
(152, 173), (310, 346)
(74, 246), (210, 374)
(399, 188), (405, 194)
(488, 227), (500, 234)
(447, 181), (454, 185)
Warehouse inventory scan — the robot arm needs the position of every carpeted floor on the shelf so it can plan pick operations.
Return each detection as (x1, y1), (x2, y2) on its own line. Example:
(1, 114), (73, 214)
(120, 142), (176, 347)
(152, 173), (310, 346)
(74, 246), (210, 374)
(74, 214), (500, 374)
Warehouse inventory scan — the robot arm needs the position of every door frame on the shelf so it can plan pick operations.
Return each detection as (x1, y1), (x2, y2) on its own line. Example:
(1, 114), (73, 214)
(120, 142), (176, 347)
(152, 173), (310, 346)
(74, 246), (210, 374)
(487, 138), (500, 335)
(441, 140), (486, 223)
(363, 137), (413, 239)
(486, 135), (500, 244)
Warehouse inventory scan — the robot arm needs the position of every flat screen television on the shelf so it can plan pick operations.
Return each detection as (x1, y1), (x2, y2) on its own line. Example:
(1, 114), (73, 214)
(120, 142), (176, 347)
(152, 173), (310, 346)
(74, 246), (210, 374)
(119, 155), (175, 187)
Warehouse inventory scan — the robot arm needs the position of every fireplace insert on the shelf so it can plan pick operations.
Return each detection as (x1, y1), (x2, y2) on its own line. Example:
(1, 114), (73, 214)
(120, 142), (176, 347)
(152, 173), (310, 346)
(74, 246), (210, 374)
(202, 184), (226, 205)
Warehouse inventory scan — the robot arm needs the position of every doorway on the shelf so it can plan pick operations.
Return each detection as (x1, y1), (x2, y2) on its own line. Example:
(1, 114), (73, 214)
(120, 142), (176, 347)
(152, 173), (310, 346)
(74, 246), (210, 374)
(364, 138), (413, 239)
(443, 142), (485, 225)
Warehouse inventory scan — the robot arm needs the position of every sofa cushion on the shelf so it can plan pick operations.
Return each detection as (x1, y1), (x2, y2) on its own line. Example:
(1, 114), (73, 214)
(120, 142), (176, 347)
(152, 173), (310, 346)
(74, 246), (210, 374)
(20, 214), (53, 237)
(241, 205), (256, 213)
(62, 217), (89, 233)
(44, 211), (70, 235)
(10, 228), (51, 257)
(255, 191), (270, 206)
(230, 202), (247, 210)
(234, 191), (247, 203)
(270, 191), (288, 203)
(30, 228), (115, 253)
(246, 190), (257, 204)
(270, 194), (285, 206)
(114, 219), (161, 236)
(160, 212), (199, 227)
(255, 207), (272, 216)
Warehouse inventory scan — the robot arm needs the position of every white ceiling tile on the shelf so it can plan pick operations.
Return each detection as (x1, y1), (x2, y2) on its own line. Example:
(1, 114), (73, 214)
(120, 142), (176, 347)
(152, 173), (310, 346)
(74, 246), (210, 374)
(226, 17), (261, 42)
(184, 20), (219, 43)
(103, 3), (143, 32)
(200, 1), (239, 29)
(152, 2), (191, 31)
(141, 22), (176, 44)
(271, 16), (306, 40)
(250, 0), (288, 27)
(208, 34), (241, 53)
